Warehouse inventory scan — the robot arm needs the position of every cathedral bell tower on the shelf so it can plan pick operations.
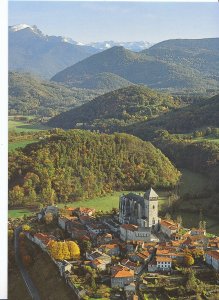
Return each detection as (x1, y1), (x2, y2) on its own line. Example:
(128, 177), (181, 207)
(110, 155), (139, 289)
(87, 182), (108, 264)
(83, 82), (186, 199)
(144, 188), (159, 228)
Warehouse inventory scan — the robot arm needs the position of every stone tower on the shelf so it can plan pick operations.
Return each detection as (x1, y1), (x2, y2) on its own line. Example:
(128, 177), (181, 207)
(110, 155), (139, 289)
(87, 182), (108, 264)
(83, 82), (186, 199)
(144, 188), (159, 228)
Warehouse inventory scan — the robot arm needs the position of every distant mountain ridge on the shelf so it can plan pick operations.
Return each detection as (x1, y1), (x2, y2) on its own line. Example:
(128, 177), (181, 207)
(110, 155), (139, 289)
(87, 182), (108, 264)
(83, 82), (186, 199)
(51, 38), (219, 90)
(9, 24), (99, 78)
(87, 40), (153, 52)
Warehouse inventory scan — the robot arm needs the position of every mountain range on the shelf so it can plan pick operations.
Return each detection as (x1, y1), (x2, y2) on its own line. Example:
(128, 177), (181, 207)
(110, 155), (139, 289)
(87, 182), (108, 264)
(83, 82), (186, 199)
(51, 38), (219, 91)
(86, 41), (153, 51)
(8, 24), (153, 79)
(9, 24), (99, 78)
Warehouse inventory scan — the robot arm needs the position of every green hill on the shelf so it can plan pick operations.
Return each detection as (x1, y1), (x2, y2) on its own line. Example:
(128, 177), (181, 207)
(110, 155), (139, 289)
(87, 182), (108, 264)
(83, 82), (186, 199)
(73, 72), (133, 91)
(9, 72), (101, 117)
(126, 94), (219, 138)
(8, 130), (180, 207)
(146, 38), (219, 79)
(47, 85), (179, 129)
(51, 40), (219, 90)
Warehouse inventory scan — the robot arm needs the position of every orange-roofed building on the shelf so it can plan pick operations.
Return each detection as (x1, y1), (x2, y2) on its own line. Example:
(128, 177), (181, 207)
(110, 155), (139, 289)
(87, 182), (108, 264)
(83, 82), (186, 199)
(205, 250), (219, 271)
(160, 219), (179, 238)
(111, 267), (135, 288)
(156, 255), (172, 271)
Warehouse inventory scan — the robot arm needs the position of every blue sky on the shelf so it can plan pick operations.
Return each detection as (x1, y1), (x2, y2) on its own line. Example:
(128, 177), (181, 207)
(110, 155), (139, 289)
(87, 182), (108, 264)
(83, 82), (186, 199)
(9, 2), (219, 43)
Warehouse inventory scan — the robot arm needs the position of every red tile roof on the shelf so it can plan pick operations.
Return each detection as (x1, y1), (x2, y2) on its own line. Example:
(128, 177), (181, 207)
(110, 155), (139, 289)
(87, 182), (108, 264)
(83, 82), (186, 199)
(156, 256), (172, 263)
(206, 250), (219, 260)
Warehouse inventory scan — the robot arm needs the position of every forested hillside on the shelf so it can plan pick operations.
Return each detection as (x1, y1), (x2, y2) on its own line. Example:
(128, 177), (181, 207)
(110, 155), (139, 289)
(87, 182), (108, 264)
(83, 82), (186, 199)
(47, 85), (179, 129)
(51, 40), (219, 90)
(126, 94), (219, 137)
(9, 72), (101, 117)
(71, 72), (133, 91)
(146, 38), (219, 79)
(8, 130), (180, 207)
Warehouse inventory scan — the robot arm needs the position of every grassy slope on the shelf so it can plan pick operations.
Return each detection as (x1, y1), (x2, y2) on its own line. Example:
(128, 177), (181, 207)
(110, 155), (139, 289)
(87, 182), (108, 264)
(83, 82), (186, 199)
(8, 171), (219, 234)
(8, 117), (50, 151)
(9, 119), (49, 133)
(9, 140), (38, 152)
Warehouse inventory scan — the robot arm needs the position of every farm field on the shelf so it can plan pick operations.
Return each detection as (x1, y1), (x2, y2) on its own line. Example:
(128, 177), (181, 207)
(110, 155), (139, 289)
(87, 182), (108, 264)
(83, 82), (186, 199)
(193, 136), (219, 144)
(8, 117), (49, 133)
(8, 208), (34, 219)
(9, 139), (38, 152)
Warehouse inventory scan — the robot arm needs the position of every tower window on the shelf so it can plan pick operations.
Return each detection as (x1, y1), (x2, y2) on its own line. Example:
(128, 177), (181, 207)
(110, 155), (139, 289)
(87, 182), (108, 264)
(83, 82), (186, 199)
(153, 205), (155, 209)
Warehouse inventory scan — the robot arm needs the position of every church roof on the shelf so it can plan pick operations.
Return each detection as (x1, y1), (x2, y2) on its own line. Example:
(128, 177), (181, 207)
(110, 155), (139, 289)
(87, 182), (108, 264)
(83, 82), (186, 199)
(123, 193), (144, 205)
(144, 188), (158, 199)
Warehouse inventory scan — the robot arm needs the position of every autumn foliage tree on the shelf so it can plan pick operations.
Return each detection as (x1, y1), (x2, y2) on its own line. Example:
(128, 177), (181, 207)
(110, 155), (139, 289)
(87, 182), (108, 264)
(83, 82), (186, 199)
(184, 254), (194, 267)
(48, 240), (80, 260)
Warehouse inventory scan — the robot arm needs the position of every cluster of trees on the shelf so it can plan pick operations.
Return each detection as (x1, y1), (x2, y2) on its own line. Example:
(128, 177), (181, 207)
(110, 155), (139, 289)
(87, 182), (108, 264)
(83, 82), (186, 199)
(48, 240), (80, 260)
(47, 85), (179, 129)
(8, 130), (180, 207)
(154, 131), (219, 182)
(193, 127), (219, 138)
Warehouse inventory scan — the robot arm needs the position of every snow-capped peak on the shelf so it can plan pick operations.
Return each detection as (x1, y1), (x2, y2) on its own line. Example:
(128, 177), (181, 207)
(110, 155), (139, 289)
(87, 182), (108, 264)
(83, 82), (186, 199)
(61, 37), (85, 46)
(9, 24), (31, 32)
(9, 24), (43, 36)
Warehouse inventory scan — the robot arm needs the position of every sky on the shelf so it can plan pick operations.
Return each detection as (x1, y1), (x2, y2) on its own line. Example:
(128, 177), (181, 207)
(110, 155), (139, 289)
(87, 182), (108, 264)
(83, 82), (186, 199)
(8, 2), (219, 43)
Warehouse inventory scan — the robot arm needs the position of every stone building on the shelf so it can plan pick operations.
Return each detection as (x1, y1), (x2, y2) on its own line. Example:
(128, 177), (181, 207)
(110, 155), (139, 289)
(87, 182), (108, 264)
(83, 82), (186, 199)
(119, 188), (159, 229)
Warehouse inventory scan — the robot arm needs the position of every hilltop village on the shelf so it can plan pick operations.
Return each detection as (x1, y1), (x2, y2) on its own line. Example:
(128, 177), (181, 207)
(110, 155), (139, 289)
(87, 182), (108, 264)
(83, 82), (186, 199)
(10, 188), (219, 300)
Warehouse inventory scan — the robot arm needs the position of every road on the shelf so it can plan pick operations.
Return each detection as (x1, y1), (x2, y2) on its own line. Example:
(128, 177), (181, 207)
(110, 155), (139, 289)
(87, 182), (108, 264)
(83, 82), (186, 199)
(14, 227), (41, 300)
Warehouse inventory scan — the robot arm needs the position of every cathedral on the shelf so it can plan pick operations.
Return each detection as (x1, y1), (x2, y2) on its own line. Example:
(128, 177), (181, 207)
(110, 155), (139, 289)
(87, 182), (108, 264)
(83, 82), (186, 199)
(119, 188), (159, 234)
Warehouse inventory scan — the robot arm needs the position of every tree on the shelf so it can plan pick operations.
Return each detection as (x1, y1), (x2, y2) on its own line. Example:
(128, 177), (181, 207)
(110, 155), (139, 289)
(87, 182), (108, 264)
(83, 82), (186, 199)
(184, 254), (194, 267)
(62, 242), (71, 260)
(9, 185), (24, 206)
(67, 241), (80, 259)
(165, 212), (171, 220)
(44, 212), (53, 224)
(176, 215), (183, 227)
(22, 224), (31, 231)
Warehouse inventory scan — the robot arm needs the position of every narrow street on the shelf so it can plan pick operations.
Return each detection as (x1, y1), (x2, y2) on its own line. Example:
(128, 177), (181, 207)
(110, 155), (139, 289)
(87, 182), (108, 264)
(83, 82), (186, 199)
(14, 227), (41, 300)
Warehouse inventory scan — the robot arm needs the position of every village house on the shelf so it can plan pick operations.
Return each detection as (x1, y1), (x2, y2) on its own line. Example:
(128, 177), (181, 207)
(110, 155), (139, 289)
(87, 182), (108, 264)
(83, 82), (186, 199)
(208, 237), (219, 249)
(86, 222), (109, 235)
(56, 260), (72, 276)
(86, 250), (112, 265)
(160, 219), (179, 238)
(148, 259), (157, 272)
(37, 205), (59, 221)
(121, 259), (143, 274)
(120, 224), (152, 242)
(98, 243), (120, 256)
(128, 250), (151, 264)
(191, 228), (206, 236)
(205, 250), (219, 271)
(33, 233), (55, 251)
(97, 233), (113, 245)
(91, 258), (108, 271)
(156, 256), (172, 271)
(73, 207), (96, 217)
(181, 235), (208, 249)
(124, 282), (137, 299)
(104, 219), (120, 233)
(111, 266), (135, 288)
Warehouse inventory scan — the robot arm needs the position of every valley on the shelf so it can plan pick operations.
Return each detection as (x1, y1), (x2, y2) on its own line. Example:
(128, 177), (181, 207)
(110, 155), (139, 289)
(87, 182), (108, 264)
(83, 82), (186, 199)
(7, 12), (219, 300)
